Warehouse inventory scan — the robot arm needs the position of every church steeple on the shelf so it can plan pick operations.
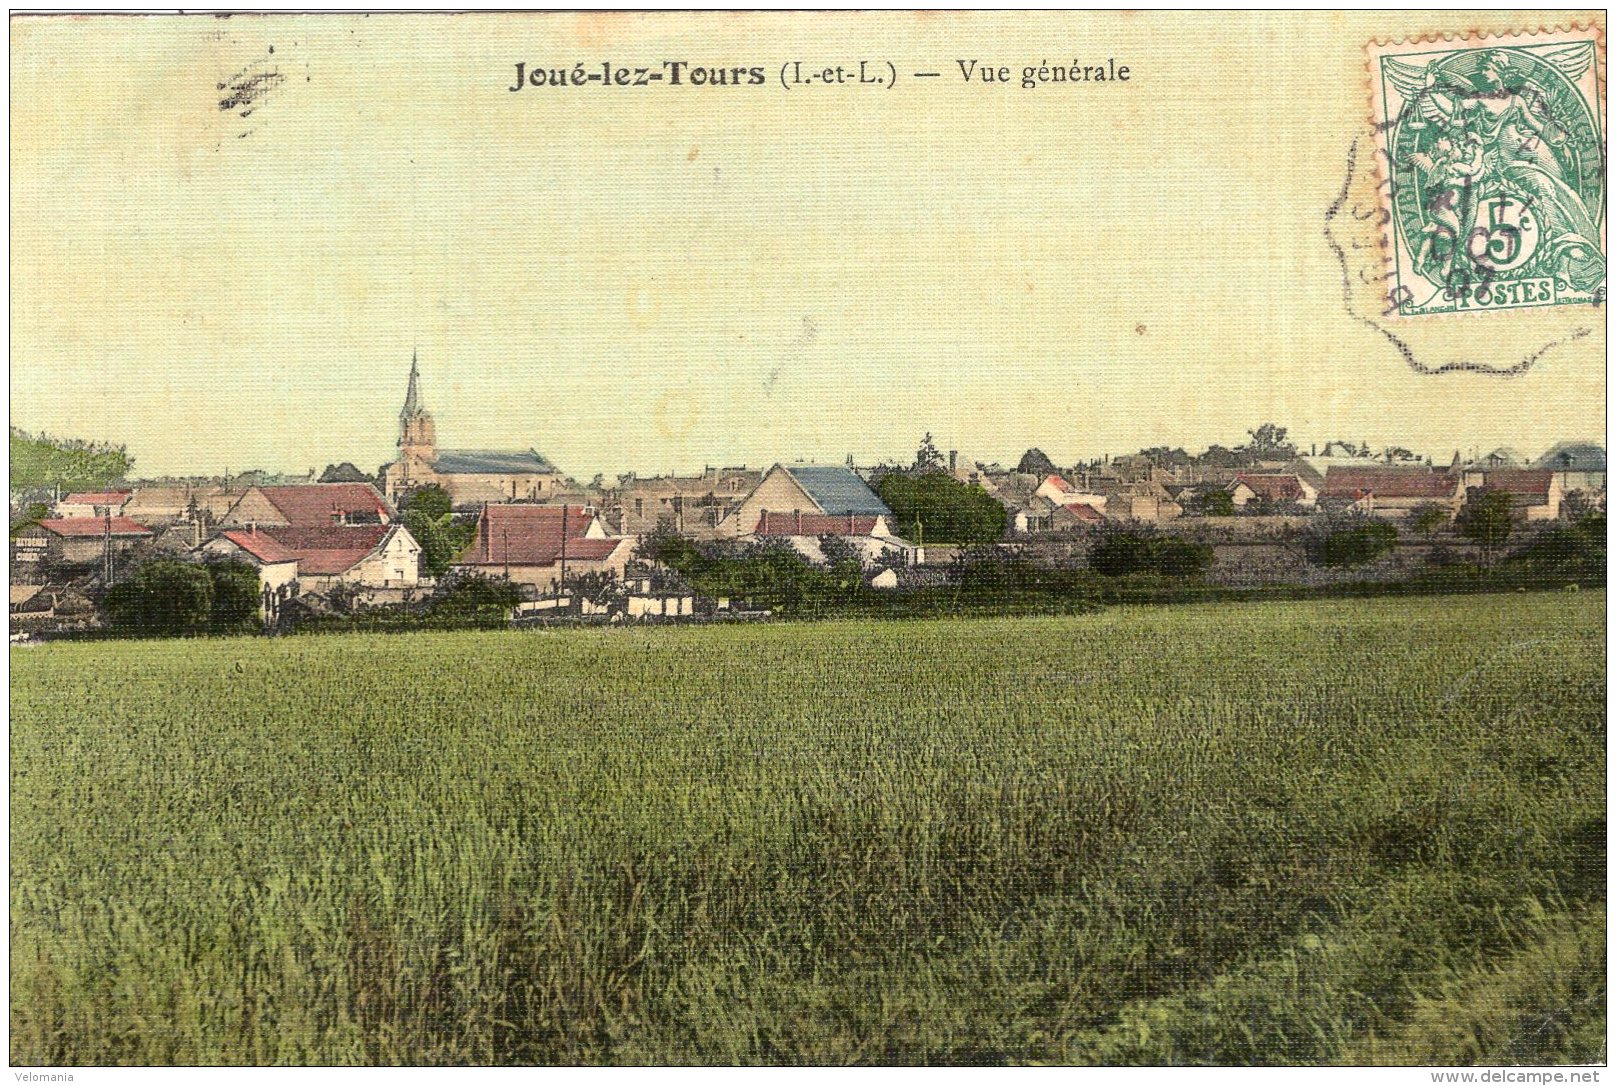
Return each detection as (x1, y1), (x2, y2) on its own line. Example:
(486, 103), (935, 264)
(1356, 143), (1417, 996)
(398, 353), (436, 454)
(401, 350), (425, 420)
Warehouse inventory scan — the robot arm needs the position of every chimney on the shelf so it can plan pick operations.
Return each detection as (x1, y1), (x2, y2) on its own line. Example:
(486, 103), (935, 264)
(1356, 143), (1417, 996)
(949, 450), (957, 472)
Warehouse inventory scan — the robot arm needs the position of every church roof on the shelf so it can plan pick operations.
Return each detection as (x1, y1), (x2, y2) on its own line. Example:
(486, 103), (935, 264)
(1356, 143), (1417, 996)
(434, 449), (560, 475)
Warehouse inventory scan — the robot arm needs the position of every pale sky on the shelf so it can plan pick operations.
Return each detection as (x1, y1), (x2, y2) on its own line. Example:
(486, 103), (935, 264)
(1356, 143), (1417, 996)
(10, 11), (1606, 479)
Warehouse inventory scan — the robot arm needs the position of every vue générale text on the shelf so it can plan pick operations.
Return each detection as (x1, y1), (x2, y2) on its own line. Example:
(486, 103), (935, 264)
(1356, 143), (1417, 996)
(507, 58), (1132, 92)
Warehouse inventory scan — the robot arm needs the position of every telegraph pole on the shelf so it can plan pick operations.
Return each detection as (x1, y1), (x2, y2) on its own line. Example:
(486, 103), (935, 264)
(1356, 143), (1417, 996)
(560, 504), (569, 590)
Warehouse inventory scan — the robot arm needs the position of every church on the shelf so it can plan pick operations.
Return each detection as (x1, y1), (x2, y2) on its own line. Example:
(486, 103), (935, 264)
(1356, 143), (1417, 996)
(378, 357), (569, 509)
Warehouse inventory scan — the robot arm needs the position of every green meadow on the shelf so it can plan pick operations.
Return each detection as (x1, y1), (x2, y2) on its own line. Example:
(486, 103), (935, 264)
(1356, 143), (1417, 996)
(10, 593), (1606, 1065)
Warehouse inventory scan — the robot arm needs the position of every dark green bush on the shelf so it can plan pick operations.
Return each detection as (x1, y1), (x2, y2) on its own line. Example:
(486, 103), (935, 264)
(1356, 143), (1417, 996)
(1089, 532), (1213, 578)
(105, 559), (258, 637)
(1306, 519), (1399, 568)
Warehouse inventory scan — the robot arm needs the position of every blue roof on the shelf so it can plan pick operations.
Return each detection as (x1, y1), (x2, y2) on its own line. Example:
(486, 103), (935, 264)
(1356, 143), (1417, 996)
(434, 449), (559, 475)
(1532, 443), (1606, 472)
(784, 464), (891, 516)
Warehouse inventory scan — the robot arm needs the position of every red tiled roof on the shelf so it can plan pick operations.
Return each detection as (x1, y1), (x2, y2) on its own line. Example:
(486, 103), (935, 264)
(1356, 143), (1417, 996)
(219, 529), (299, 565)
(258, 484), (391, 527)
(1480, 470), (1554, 498)
(755, 511), (881, 536)
(265, 525), (389, 575)
(562, 538), (625, 560)
(36, 516), (153, 538)
(1235, 473), (1307, 502)
(1321, 467), (1460, 499)
(60, 490), (132, 505)
(460, 505), (614, 567)
(1043, 474), (1075, 494)
(1064, 502), (1105, 522)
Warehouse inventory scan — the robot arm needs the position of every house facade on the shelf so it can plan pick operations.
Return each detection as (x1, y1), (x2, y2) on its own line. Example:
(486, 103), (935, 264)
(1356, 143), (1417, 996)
(1532, 442), (1606, 493)
(197, 529), (301, 623)
(219, 482), (394, 530)
(209, 482), (420, 594)
(1478, 470), (1564, 522)
(1231, 473), (1318, 508)
(13, 516), (154, 569)
(743, 510), (920, 567)
(450, 504), (635, 593)
(54, 490), (132, 518)
(610, 467), (762, 538)
(1320, 466), (1466, 517)
(274, 524), (423, 593)
(717, 463), (893, 538)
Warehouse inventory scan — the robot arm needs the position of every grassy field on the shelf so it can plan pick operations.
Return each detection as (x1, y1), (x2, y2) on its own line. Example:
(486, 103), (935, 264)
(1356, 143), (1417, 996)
(10, 593), (1606, 1065)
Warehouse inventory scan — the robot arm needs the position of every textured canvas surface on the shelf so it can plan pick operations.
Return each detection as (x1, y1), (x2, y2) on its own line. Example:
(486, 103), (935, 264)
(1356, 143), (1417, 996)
(8, 10), (1608, 1069)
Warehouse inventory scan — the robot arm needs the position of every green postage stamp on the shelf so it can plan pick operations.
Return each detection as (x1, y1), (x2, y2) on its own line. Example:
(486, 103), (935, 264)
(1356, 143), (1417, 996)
(1368, 28), (1606, 317)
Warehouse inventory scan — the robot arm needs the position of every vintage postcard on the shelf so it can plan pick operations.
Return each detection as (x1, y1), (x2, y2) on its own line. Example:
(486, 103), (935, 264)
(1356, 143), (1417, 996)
(8, 10), (1607, 1072)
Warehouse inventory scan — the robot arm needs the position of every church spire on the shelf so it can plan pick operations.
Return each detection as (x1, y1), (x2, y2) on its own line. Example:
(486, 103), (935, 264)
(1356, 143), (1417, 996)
(401, 350), (424, 420)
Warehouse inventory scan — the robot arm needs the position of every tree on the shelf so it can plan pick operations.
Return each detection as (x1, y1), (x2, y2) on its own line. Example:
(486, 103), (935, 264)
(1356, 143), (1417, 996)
(1197, 445), (1245, 469)
(1456, 487), (1515, 560)
(401, 486), (473, 577)
(207, 561), (262, 633)
(1411, 503), (1449, 537)
(404, 484), (453, 521)
(1017, 448), (1058, 477)
(1304, 517), (1398, 567)
(1563, 490), (1601, 521)
(1087, 531), (1212, 578)
(10, 427), (134, 492)
(1242, 423), (1297, 461)
(636, 527), (704, 573)
(874, 472), (1007, 544)
(10, 501), (49, 537)
(816, 533), (861, 570)
(1139, 446), (1192, 470)
(912, 432), (946, 474)
(432, 573), (523, 614)
(104, 560), (215, 637)
(1191, 488), (1236, 517)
